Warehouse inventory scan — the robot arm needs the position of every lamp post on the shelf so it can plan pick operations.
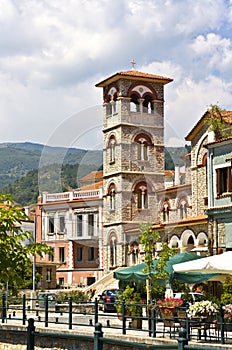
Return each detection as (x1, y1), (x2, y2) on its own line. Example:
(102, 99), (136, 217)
(32, 214), (36, 291)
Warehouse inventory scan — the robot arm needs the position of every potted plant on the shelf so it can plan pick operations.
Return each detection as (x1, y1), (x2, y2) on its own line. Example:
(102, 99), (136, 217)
(187, 300), (219, 319)
(157, 297), (183, 314)
(222, 304), (232, 331)
(129, 291), (143, 329)
(115, 285), (143, 328)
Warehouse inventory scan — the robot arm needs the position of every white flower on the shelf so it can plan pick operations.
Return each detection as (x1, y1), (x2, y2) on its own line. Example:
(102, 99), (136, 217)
(187, 300), (219, 319)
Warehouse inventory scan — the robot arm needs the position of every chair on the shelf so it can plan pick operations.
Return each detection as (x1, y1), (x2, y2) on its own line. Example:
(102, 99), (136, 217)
(161, 310), (179, 338)
(190, 314), (213, 341)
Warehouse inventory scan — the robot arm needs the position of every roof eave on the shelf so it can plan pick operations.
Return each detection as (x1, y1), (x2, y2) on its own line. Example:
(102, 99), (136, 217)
(96, 71), (173, 88)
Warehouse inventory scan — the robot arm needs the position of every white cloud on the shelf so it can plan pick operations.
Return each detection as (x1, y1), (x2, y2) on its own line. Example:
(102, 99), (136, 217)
(0, 0), (232, 148)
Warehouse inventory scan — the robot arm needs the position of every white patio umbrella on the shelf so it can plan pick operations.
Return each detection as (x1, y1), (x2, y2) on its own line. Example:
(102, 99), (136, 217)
(173, 251), (232, 276)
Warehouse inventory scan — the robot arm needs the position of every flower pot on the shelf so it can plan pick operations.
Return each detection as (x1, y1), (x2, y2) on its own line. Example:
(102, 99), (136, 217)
(117, 311), (131, 321)
(131, 318), (142, 329)
(160, 307), (177, 315)
(225, 322), (232, 332)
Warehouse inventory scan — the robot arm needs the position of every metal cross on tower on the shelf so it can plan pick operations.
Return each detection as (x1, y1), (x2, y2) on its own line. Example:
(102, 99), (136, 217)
(130, 59), (136, 70)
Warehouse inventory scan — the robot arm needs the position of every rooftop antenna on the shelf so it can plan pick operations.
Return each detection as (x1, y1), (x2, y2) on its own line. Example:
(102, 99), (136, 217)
(130, 59), (136, 70)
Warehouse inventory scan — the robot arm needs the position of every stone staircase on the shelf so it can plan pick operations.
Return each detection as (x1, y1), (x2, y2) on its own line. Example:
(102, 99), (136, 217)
(83, 267), (124, 299)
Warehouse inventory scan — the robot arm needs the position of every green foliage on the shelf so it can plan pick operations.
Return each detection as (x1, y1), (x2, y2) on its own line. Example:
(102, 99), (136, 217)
(2, 162), (103, 206)
(151, 285), (165, 301)
(139, 223), (175, 281)
(164, 149), (175, 170)
(139, 223), (159, 274)
(155, 242), (176, 281)
(221, 277), (232, 305)
(0, 194), (52, 292)
(55, 290), (92, 303)
(0, 143), (188, 205)
(115, 285), (142, 316)
(206, 104), (232, 139)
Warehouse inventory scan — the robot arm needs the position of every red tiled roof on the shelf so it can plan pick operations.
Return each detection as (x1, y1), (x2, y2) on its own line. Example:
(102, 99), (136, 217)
(78, 181), (103, 191)
(165, 170), (175, 177)
(185, 110), (232, 141)
(79, 171), (103, 183)
(96, 70), (173, 87)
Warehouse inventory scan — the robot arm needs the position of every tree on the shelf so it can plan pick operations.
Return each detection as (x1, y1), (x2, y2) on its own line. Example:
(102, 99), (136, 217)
(139, 223), (175, 302)
(0, 193), (52, 293)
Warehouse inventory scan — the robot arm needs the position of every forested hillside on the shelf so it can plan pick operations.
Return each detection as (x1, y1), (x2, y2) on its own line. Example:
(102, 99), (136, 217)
(0, 142), (102, 188)
(0, 142), (190, 206)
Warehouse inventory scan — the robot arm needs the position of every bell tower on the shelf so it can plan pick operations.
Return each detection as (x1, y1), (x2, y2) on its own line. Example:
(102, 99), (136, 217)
(96, 66), (173, 272)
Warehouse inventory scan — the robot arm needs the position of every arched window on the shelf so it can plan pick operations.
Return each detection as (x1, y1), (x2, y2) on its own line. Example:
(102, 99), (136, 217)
(178, 198), (188, 219)
(108, 183), (116, 211)
(104, 86), (118, 115)
(129, 241), (139, 265)
(137, 138), (148, 161)
(108, 136), (116, 163)
(162, 201), (170, 222)
(134, 133), (152, 161)
(130, 93), (140, 112)
(135, 183), (148, 209)
(143, 94), (154, 114)
(109, 235), (117, 267)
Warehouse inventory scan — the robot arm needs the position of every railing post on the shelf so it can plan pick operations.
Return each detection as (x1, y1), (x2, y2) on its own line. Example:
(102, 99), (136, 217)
(178, 327), (188, 350)
(185, 304), (190, 340)
(151, 301), (156, 338)
(220, 305), (225, 344)
(94, 297), (98, 325)
(23, 294), (26, 325)
(69, 297), (72, 330)
(122, 299), (126, 335)
(45, 295), (48, 327)
(94, 322), (103, 350)
(1, 293), (6, 323)
(27, 318), (35, 350)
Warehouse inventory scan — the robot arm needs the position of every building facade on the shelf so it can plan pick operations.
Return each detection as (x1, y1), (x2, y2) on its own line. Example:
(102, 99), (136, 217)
(36, 67), (232, 287)
(96, 69), (173, 272)
(206, 136), (232, 253)
(36, 180), (103, 288)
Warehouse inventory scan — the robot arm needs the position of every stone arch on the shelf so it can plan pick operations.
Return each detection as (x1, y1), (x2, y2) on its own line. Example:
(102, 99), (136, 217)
(193, 132), (208, 168)
(128, 240), (140, 265)
(196, 231), (208, 246)
(107, 134), (117, 163)
(169, 235), (180, 248)
(161, 200), (171, 222)
(177, 197), (189, 219)
(107, 182), (117, 211)
(107, 230), (118, 267)
(104, 85), (119, 102)
(128, 83), (157, 113)
(134, 132), (153, 146)
(128, 82), (157, 100)
(180, 229), (197, 251)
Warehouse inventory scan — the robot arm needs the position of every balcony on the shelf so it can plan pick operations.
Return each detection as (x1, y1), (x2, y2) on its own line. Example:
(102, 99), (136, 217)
(42, 188), (103, 203)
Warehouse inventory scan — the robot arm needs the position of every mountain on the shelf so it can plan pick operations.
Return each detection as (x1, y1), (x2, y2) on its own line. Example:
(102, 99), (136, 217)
(0, 142), (103, 189)
(0, 142), (189, 206)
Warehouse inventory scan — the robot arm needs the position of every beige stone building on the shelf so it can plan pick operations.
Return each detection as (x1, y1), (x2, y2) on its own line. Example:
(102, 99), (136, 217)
(96, 69), (173, 272)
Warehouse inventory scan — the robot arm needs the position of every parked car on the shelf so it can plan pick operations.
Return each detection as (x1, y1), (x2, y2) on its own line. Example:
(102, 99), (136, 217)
(98, 289), (122, 312)
(173, 292), (206, 304)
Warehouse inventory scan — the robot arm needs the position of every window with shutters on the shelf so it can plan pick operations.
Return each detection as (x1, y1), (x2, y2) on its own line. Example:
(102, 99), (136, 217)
(216, 166), (232, 196)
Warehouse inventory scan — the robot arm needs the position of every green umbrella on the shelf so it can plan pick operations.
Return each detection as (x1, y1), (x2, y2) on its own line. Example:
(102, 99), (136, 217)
(114, 251), (218, 284)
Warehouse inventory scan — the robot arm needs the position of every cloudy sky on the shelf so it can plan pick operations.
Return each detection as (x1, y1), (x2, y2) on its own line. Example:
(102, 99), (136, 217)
(1, 0), (232, 150)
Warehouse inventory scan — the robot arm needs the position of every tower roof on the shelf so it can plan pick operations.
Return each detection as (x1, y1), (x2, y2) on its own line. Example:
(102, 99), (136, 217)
(96, 70), (173, 87)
